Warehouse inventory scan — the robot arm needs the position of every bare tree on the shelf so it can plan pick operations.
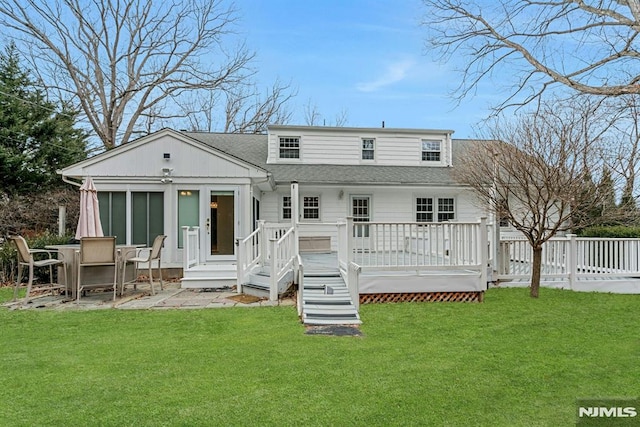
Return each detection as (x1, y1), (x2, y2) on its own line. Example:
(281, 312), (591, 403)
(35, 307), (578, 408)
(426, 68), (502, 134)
(303, 99), (322, 126)
(0, 0), (292, 150)
(608, 95), (640, 212)
(455, 100), (617, 298)
(303, 98), (349, 127)
(222, 80), (295, 133)
(422, 0), (640, 109)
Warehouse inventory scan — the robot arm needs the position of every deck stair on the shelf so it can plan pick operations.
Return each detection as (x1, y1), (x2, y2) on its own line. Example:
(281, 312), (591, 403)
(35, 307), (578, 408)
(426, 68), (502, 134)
(242, 266), (294, 299)
(301, 271), (361, 325)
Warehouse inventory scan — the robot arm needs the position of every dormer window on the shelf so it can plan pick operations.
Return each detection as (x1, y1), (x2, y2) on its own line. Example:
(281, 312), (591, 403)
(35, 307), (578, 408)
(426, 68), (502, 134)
(362, 138), (375, 160)
(421, 140), (441, 161)
(279, 136), (300, 159)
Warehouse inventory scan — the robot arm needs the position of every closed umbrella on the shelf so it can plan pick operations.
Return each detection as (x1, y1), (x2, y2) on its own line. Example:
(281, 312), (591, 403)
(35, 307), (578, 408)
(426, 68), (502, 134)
(75, 176), (104, 240)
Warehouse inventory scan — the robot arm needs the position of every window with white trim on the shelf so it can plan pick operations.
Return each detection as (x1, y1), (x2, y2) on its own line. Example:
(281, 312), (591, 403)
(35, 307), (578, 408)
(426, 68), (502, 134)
(416, 197), (455, 222)
(362, 138), (375, 160)
(279, 136), (300, 159)
(282, 196), (291, 220)
(302, 196), (320, 220)
(416, 197), (433, 222)
(438, 198), (455, 221)
(421, 140), (441, 161)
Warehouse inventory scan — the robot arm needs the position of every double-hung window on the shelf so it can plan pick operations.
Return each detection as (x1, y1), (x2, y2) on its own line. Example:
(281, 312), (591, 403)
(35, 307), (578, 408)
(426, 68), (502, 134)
(282, 196), (292, 220)
(416, 197), (455, 222)
(421, 140), (441, 161)
(279, 136), (300, 159)
(416, 197), (434, 222)
(362, 138), (375, 160)
(302, 196), (320, 220)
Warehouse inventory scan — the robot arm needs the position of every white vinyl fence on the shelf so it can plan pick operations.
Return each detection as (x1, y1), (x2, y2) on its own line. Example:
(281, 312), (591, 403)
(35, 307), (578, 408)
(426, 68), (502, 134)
(498, 234), (640, 286)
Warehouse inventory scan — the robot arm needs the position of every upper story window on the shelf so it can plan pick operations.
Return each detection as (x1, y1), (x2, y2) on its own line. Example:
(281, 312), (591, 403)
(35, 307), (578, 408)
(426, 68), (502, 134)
(279, 136), (300, 159)
(302, 196), (320, 220)
(416, 197), (455, 222)
(362, 138), (375, 160)
(421, 140), (441, 161)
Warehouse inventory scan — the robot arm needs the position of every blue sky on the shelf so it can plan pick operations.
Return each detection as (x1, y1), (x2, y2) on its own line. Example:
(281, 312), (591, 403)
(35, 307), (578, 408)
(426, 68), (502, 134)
(233, 0), (496, 138)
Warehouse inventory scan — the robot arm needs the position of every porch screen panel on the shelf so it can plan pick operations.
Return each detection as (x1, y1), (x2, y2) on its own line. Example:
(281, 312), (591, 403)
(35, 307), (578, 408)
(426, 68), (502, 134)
(97, 192), (126, 244)
(132, 192), (164, 246)
(178, 190), (199, 248)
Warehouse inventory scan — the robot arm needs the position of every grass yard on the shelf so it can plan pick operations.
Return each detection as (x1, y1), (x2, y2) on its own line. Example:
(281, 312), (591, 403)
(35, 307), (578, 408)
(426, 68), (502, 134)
(1, 287), (638, 426)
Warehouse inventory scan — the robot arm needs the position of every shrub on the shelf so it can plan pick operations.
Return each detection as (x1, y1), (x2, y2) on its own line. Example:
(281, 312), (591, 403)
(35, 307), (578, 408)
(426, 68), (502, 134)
(577, 225), (640, 238)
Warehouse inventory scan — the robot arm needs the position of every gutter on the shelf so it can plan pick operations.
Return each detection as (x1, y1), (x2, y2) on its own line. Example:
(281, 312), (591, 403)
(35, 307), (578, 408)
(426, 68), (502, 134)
(62, 175), (83, 187)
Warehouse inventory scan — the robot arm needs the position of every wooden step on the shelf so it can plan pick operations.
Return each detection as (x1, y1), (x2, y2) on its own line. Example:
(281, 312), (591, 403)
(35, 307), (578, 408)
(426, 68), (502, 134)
(304, 307), (359, 317)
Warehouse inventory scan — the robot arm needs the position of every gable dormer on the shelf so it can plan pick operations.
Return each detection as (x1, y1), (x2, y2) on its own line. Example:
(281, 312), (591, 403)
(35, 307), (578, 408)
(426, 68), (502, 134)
(266, 125), (454, 167)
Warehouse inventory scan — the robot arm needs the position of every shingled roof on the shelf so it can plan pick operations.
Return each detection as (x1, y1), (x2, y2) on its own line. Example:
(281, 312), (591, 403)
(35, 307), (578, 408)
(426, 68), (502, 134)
(183, 131), (474, 186)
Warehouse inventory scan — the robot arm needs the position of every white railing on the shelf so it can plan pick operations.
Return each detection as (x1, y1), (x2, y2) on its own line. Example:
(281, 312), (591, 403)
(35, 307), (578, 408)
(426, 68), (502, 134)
(182, 226), (200, 271)
(498, 235), (640, 285)
(237, 226), (262, 292)
(351, 220), (487, 271)
(337, 219), (350, 272)
(270, 227), (296, 300)
(295, 254), (304, 316)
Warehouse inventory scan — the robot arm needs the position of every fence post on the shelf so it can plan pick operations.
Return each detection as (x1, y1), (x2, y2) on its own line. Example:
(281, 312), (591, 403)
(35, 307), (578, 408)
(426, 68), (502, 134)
(479, 217), (488, 289)
(567, 233), (577, 290)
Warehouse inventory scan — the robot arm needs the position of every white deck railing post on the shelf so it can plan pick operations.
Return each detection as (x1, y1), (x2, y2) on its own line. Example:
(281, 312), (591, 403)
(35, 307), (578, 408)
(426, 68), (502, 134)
(479, 217), (488, 288)
(346, 216), (354, 263)
(269, 238), (278, 301)
(567, 233), (577, 290)
(258, 220), (266, 267)
(236, 237), (244, 294)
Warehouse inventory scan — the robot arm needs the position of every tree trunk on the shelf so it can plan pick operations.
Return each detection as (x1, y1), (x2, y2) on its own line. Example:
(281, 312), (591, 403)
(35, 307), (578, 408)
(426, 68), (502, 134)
(530, 245), (543, 298)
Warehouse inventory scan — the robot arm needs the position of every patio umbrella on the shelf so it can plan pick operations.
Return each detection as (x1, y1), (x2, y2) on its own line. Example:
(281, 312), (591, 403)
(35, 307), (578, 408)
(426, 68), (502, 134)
(75, 176), (104, 240)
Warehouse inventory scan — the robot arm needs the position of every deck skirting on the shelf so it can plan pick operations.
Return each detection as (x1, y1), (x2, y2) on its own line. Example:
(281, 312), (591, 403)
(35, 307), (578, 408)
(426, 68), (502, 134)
(360, 291), (484, 304)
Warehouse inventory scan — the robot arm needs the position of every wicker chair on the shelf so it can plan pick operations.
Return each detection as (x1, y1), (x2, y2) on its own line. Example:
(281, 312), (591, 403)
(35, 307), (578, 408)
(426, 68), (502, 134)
(121, 235), (167, 296)
(10, 235), (66, 303)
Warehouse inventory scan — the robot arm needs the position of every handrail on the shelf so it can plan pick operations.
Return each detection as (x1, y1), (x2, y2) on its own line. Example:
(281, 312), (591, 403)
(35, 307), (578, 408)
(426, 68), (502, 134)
(182, 226), (200, 271)
(237, 226), (262, 290)
(295, 254), (304, 317)
(269, 226), (296, 301)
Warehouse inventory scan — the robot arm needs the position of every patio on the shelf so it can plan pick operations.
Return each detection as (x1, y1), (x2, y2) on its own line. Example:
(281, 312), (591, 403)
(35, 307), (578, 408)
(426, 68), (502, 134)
(3, 280), (295, 311)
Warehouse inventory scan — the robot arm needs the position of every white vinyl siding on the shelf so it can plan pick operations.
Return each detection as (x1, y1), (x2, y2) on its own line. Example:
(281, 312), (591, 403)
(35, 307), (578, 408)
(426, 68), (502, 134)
(267, 127), (452, 166)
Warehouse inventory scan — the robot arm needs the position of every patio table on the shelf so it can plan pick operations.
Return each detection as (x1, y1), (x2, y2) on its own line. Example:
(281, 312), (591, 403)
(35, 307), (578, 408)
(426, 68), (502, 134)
(46, 243), (142, 299)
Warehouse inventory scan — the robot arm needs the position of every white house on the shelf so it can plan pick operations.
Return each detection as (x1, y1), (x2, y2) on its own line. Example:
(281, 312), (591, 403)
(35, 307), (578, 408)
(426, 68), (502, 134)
(60, 125), (494, 321)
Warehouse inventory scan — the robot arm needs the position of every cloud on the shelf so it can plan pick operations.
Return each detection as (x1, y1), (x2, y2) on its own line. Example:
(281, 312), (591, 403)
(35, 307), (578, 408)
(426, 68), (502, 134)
(356, 59), (415, 92)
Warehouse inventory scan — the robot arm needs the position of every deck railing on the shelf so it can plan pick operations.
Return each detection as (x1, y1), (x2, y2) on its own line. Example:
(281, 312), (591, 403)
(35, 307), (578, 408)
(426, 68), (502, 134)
(270, 227), (296, 300)
(351, 219), (487, 271)
(498, 235), (640, 285)
(182, 226), (200, 271)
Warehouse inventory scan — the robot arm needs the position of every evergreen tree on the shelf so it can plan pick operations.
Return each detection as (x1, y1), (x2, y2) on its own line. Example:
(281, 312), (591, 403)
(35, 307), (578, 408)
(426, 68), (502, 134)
(0, 42), (87, 195)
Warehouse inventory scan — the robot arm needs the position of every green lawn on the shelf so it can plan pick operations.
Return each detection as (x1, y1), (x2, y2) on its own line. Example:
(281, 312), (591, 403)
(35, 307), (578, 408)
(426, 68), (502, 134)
(1, 287), (638, 426)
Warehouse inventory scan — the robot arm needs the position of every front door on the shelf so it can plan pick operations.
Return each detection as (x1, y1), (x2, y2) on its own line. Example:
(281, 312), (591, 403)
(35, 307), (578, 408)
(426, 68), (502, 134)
(206, 190), (236, 259)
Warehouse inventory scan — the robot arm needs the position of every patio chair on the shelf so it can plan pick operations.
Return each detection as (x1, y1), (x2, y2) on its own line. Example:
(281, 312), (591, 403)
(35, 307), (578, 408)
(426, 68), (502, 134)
(76, 236), (118, 302)
(121, 235), (167, 296)
(10, 235), (67, 303)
